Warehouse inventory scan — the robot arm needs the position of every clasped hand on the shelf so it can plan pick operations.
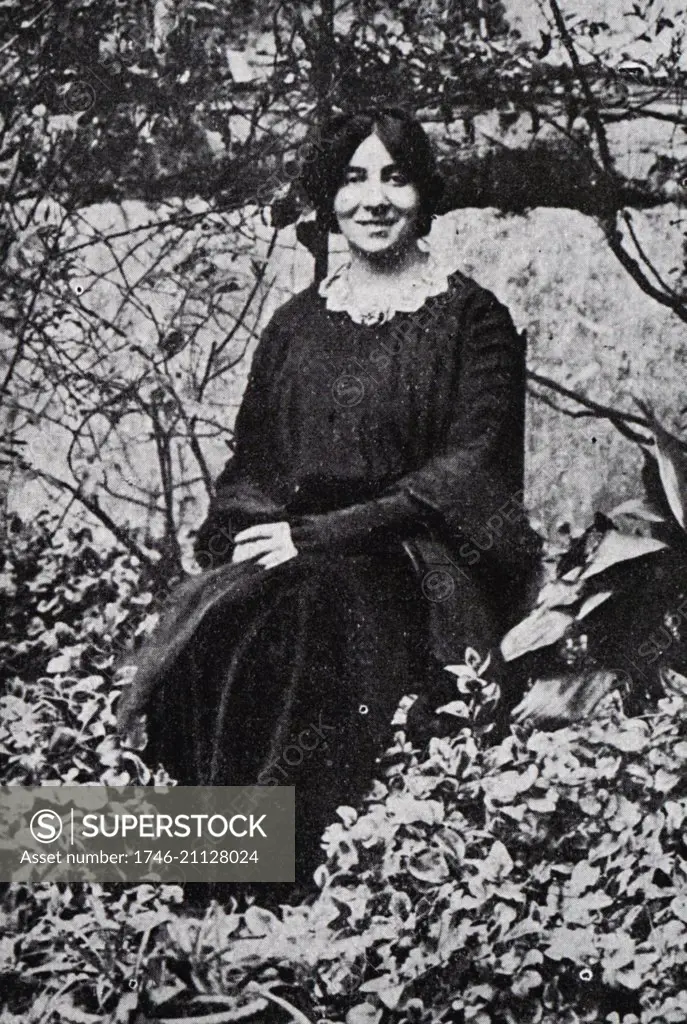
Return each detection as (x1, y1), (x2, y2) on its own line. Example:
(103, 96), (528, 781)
(231, 521), (298, 569)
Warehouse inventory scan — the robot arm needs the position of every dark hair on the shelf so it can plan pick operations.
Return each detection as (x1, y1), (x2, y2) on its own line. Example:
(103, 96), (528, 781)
(300, 107), (444, 237)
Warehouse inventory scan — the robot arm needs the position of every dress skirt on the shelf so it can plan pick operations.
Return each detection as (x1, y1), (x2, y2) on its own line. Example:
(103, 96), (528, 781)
(142, 548), (434, 886)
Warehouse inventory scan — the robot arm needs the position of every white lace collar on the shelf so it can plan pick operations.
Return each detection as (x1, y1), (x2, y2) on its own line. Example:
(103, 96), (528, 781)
(318, 250), (451, 326)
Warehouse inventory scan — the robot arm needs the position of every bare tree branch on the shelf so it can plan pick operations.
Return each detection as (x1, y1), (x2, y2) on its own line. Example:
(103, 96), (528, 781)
(527, 370), (654, 445)
(547, 0), (687, 326)
(600, 217), (687, 325)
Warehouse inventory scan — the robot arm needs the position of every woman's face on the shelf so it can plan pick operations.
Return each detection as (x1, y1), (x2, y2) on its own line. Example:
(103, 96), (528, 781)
(333, 132), (422, 259)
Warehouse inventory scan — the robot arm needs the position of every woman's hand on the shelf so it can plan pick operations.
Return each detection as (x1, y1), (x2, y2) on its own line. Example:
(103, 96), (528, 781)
(231, 522), (298, 569)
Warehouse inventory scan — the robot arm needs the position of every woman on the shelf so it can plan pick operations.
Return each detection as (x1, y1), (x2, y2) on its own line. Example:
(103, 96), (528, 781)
(117, 107), (541, 888)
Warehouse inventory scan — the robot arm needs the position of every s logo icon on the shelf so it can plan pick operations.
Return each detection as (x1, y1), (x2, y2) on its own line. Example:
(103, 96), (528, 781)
(30, 809), (63, 844)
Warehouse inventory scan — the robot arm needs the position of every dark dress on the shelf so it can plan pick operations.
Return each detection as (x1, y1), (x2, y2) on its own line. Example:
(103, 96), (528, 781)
(116, 269), (541, 886)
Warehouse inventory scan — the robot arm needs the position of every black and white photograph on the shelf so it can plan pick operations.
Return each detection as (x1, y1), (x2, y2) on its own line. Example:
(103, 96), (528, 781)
(2, 1), (687, 1021)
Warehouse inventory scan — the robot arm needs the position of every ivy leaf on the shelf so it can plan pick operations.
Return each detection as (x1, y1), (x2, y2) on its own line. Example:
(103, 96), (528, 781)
(482, 765), (538, 804)
(346, 1003), (382, 1024)
(359, 977), (405, 1010)
(611, 968), (646, 990)
(568, 862), (601, 897)
(526, 791), (558, 813)
(46, 646), (86, 673)
(669, 895), (687, 923)
(654, 768), (680, 793)
(244, 905), (280, 936)
(660, 667), (687, 699)
(482, 840), (514, 882)
(593, 723), (649, 753)
(601, 932), (636, 972)
(562, 892), (613, 924)
(545, 926), (597, 962)
(435, 700), (471, 717)
(408, 847), (450, 884)
(511, 970), (543, 996)
(385, 795), (444, 826)
(337, 806), (358, 827)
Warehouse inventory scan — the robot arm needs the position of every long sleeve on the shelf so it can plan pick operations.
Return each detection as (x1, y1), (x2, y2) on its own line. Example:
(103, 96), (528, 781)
(289, 287), (532, 561)
(193, 311), (290, 566)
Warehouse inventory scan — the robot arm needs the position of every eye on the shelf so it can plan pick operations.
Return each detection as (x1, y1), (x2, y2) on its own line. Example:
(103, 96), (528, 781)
(386, 168), (410, 186)
(342, 167), (365, 184)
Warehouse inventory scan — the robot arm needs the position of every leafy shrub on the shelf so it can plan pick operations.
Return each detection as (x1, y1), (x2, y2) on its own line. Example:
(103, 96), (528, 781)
(0, 882), (189, 1024)
(4, 631), (687, 1023)
(5, 510), (687, 1024)
(310, 679), (687, 1024)
(0, 510), (167, 785)
(501, 409), (687, 726)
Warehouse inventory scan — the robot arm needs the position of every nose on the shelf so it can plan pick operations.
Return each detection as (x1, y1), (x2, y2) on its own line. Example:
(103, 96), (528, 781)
(359, 177), (388, 208)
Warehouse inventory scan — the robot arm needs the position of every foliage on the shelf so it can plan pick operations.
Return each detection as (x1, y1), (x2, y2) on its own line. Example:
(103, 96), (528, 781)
(4, 2), (687, 1019)
(5, 612), (687, 1023)
(2, 0), (683, 207)
(3, 514), (687, 1022)
(0, 882), (189, 1024)
(0, 510), (169, 786)
(502, 407), (687, 726)
(304, 682), (687, 1024)
(3, 504), (687, 1024)
(0, 0), (264, 205)
(0, 0), (514, 211)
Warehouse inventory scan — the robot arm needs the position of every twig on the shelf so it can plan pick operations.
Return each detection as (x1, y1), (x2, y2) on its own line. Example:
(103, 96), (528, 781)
(603, 106), (687, 127)
(527, 370), (654, 445)
(621, 209), (685, 302)
(547, 0), (615, 176)
(547, 0), (687, 326)
(149, 402), (182, 574)
(198, 229), (278, 395)
(0, 1), (52, 59)
(22, 462), (153, 566)
(601, 216), (687, 324)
